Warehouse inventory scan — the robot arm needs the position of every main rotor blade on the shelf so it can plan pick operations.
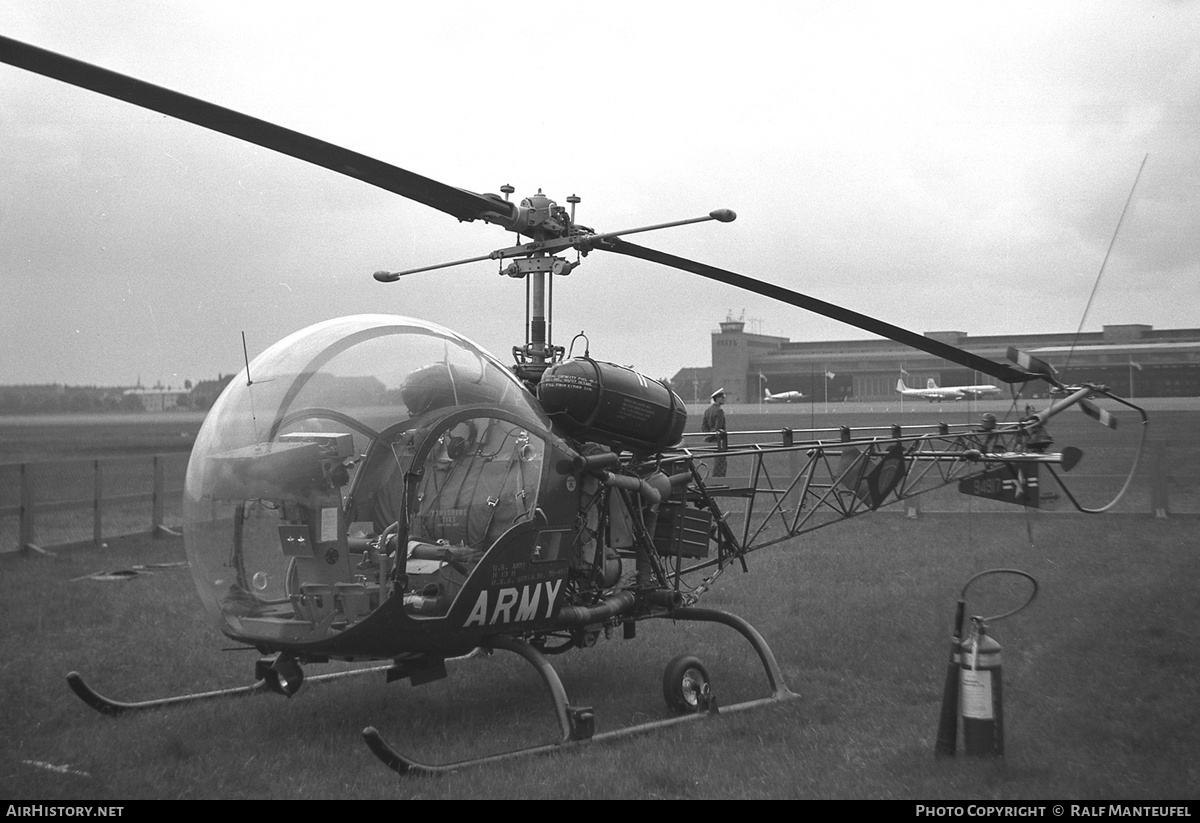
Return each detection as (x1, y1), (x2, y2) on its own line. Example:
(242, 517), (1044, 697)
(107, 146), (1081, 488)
(0, 36), (505, 223)
(598, 238), (1037, 385)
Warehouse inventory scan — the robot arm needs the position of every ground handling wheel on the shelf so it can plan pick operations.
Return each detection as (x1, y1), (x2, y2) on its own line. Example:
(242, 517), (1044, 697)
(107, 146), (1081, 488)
(256, 655), (304, 697)
(662, 654), (712, 715)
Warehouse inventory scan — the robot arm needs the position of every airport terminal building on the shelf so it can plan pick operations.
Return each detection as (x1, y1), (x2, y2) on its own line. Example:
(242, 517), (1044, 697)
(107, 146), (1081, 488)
(674, 318), (1200, 403)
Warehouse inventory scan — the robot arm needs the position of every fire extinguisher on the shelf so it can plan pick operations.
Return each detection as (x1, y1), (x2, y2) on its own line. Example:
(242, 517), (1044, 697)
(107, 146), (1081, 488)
(934, 569), (1037, 758)
(960, 616), (1004, 756)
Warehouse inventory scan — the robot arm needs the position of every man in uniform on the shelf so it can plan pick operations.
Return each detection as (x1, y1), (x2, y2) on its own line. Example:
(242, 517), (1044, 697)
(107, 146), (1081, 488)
(701, 388), (727, 477)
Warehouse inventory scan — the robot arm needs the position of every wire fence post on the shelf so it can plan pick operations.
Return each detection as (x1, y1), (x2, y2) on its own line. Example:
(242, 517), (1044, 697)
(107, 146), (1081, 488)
(1150, 439), (1169, 519)
(19, 462), (35, 551)
(783, 427), (801, 480)
(152, 454), (165, 533)
(93, 459), (104, 545)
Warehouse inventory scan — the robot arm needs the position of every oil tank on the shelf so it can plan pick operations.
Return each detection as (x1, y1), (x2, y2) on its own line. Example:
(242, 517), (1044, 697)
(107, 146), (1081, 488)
(537, 358), (687, 452)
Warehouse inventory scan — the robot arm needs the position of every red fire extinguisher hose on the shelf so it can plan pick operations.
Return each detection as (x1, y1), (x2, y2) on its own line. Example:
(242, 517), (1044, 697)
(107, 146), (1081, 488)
(959, 568), (1039, 624)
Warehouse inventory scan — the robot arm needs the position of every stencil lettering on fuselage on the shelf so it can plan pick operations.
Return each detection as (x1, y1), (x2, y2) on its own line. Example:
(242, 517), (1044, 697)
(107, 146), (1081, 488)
(463, 579), (563, 627)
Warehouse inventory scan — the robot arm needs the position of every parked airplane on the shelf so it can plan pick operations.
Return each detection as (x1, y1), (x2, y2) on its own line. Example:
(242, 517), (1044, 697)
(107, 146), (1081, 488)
(764, 387), (804, 403)
(896, 377), (1001, 402)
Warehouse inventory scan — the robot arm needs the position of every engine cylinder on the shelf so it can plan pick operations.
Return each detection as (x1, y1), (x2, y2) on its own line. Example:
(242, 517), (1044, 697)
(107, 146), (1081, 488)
(537, 358), (687, 452)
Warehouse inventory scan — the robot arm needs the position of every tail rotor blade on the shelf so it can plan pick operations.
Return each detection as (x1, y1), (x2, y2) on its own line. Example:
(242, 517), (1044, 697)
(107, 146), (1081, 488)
(1079, 399), (1118, 430)
(1006, 347), (1059, 383)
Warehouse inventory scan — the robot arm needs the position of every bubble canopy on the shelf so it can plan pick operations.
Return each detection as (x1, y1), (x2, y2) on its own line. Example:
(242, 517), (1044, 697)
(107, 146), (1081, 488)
(183, 314), (550, 641)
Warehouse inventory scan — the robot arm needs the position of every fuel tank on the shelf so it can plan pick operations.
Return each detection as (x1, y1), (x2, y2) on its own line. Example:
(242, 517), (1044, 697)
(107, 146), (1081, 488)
(537, 358), (687, 452)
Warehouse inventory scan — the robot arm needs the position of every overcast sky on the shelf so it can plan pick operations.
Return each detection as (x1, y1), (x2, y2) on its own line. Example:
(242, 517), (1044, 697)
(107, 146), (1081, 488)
(2, 1), (1197, 388)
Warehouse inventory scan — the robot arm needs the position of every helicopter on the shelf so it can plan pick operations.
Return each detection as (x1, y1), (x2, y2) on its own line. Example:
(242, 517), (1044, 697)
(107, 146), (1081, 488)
(0, 35), (1148, 775)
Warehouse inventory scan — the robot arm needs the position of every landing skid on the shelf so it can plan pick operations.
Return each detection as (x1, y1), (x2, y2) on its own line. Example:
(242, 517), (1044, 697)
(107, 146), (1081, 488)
(363, 607), (800, 775)
(67, 663), (392, 716)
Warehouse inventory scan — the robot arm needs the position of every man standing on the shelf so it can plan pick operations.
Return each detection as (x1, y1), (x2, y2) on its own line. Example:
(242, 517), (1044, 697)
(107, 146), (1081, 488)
(702, 388), (727, 477)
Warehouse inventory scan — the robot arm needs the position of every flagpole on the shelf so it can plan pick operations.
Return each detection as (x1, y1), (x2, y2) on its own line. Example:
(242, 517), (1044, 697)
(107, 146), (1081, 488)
(810, 364), (815, 429)
(1125, 359), (1145, 399)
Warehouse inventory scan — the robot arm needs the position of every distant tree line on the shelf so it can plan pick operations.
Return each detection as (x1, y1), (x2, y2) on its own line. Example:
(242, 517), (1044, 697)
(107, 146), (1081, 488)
(0, 385), (136, 414)
(0, 375), (235, 415)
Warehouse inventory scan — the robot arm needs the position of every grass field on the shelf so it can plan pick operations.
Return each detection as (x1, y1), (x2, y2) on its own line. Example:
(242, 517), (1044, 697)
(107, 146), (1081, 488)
(1, 514), (1196, 800)
(0, 413), (205, 463)
(0, 408), (1197, 799)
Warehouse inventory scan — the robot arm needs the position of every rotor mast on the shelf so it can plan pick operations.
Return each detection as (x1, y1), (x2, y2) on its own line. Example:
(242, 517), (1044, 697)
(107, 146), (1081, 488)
(497, 188), (579, 385)
(372, 188), (739, 384)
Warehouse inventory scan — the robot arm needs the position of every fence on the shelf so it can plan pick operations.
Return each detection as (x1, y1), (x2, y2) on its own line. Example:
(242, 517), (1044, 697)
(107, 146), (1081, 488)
(0, 453), (189, 553)
(0, 438), (1195, 554)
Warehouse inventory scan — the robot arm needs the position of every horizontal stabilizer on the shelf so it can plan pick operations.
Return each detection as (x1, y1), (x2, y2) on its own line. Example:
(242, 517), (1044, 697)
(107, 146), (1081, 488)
(958, 464), (1039, 508)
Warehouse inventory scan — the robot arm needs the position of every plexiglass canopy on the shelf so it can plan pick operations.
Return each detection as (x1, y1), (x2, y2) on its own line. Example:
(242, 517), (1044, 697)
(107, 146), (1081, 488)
(183, 314), (549, 640)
